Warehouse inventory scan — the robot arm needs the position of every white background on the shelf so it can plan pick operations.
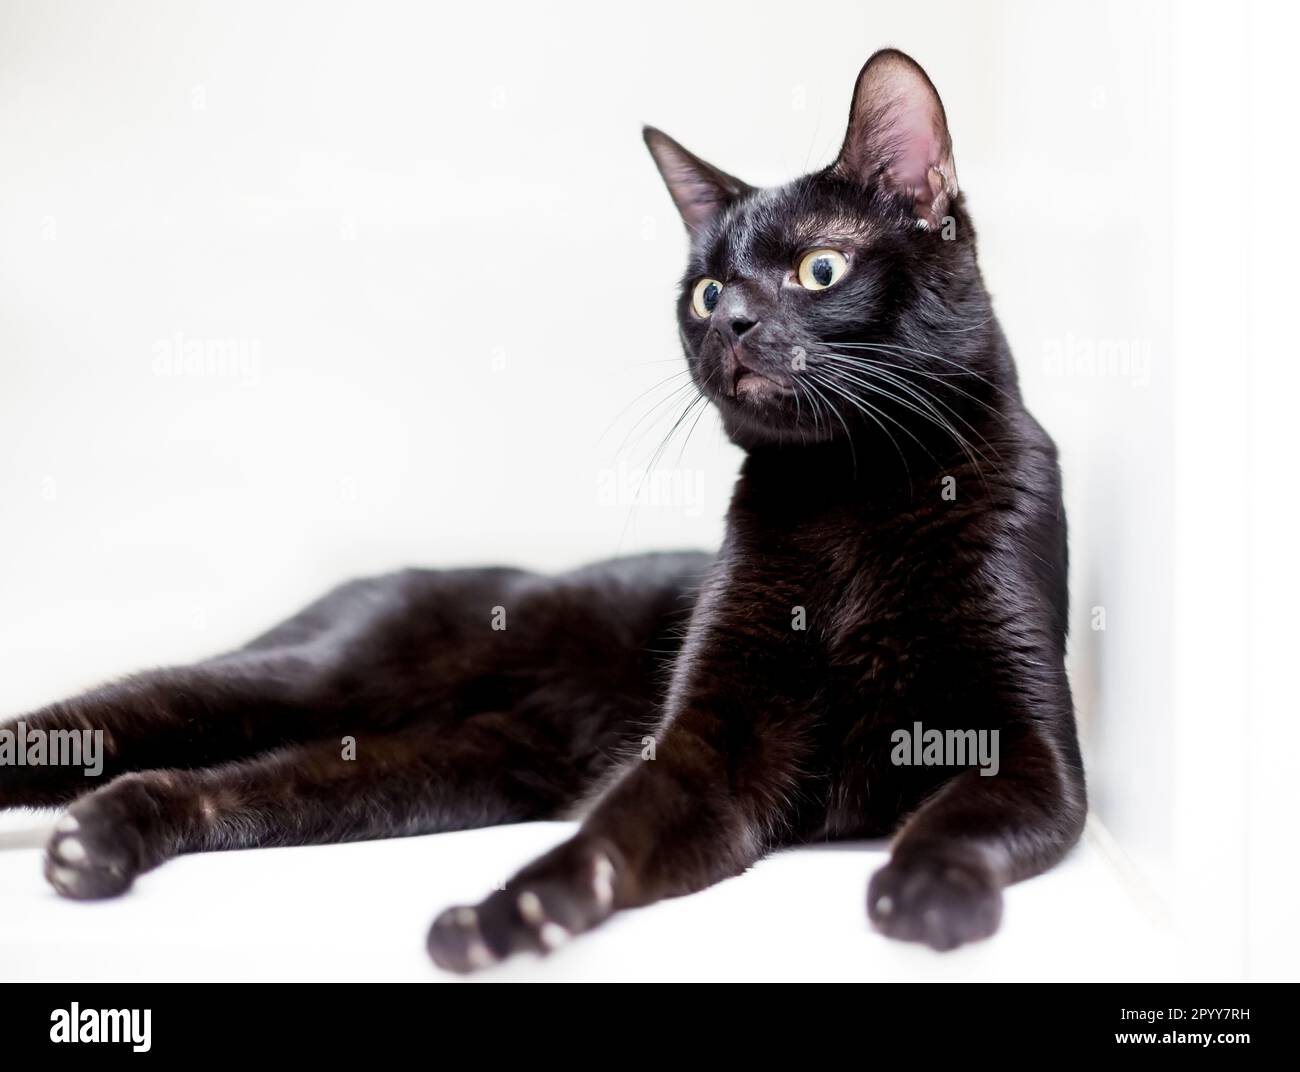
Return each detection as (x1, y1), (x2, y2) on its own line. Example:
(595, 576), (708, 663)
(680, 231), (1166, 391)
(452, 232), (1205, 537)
(1, 0), (1296, 981)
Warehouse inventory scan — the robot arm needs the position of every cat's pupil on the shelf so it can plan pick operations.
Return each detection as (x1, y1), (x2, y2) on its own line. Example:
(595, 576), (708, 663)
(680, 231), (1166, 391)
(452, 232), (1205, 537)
(703, 282), (720, 311)
(812, 257), (834, 286)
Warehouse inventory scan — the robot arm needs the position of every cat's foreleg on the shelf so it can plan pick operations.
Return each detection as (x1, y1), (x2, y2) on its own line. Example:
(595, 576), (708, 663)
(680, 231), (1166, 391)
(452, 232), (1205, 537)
(43, 713), (574, 899)
(866, 722), (1086, 951)
(427, 692), (809, 973)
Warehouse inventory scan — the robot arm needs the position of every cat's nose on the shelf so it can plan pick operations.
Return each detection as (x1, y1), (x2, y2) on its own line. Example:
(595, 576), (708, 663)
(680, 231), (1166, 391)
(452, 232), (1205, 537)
(713, 285), (763, 342)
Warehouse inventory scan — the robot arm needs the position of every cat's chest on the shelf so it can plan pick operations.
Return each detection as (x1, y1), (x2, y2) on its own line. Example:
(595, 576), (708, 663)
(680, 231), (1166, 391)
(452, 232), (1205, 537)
(722, 498), (971, 712)
(730, 504), (912, 624)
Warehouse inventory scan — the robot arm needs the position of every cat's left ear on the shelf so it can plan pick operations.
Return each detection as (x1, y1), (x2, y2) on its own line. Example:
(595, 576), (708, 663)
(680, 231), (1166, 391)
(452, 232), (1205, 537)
(643, 126), (753, 235)
(833, 49), (958, 229)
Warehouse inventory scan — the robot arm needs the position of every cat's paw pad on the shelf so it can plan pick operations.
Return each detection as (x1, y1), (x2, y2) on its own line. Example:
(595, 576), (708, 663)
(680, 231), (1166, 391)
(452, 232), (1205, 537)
(426, 906), (500, 973)
(44, 796), (146, 900)
(428, 842), (618, 973)
(867, 854), (1002, 951)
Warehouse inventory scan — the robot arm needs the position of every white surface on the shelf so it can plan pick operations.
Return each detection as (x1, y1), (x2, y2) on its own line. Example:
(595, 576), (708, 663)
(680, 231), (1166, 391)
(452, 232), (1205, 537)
(0, 812), (1174, 983)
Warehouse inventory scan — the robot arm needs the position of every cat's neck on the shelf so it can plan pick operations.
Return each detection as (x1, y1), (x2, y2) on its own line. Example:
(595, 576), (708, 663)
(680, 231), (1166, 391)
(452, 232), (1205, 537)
(734, 416), (1012, 523)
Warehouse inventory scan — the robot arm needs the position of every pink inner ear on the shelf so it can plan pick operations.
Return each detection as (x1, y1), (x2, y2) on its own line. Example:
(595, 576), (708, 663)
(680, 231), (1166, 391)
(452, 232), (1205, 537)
(835, 51), (957, 227)
(890, 101), (942, 190)
(887, 107), (949, 225)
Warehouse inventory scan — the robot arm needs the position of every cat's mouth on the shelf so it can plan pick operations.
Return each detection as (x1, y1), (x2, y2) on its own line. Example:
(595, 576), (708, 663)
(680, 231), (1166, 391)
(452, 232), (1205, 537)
(722, 348), (789, 403)
(702, 341), (802, 443)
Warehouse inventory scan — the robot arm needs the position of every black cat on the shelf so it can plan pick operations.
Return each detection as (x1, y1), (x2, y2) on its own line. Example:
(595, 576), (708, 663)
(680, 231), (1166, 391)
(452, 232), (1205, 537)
(1, 49), (1085, 970)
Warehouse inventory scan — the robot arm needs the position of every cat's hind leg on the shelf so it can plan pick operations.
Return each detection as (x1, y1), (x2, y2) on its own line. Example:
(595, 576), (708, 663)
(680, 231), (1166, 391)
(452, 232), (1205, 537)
(0, 652), (334, 810)
(44, 712), (586, 900)
(1, 569), (511, 810)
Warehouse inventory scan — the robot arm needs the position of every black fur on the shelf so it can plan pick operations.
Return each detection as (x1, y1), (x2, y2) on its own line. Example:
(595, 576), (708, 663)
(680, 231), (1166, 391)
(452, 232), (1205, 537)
(1, 48), (1084, 967)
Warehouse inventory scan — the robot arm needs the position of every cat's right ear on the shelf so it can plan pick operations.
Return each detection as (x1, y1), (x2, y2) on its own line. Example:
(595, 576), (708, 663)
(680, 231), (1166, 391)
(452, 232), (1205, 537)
(832, 49), (958, 229)
(643, 127), (752, 235)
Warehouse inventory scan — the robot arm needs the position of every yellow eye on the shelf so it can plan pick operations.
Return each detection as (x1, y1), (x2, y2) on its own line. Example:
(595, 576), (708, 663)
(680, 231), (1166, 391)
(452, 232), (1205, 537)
(797, 249), (848, 291)
(691, 278), (723, 318)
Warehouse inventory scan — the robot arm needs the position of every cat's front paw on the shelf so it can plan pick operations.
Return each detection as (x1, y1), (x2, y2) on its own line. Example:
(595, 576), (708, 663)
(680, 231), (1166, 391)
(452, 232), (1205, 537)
(427, 837), (619, 973)
(867, 852), (1002, 952)
(43, 776), (158, 900)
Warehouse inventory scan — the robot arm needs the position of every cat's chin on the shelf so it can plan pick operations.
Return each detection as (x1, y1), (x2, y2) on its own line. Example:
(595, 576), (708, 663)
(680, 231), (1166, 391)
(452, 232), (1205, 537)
(717, 400), (834, 451)
(733, 369), (784, 401)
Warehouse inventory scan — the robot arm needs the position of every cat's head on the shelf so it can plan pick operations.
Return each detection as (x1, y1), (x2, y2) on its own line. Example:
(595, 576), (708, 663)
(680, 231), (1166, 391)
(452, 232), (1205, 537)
(646, 49), (1004, 453)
